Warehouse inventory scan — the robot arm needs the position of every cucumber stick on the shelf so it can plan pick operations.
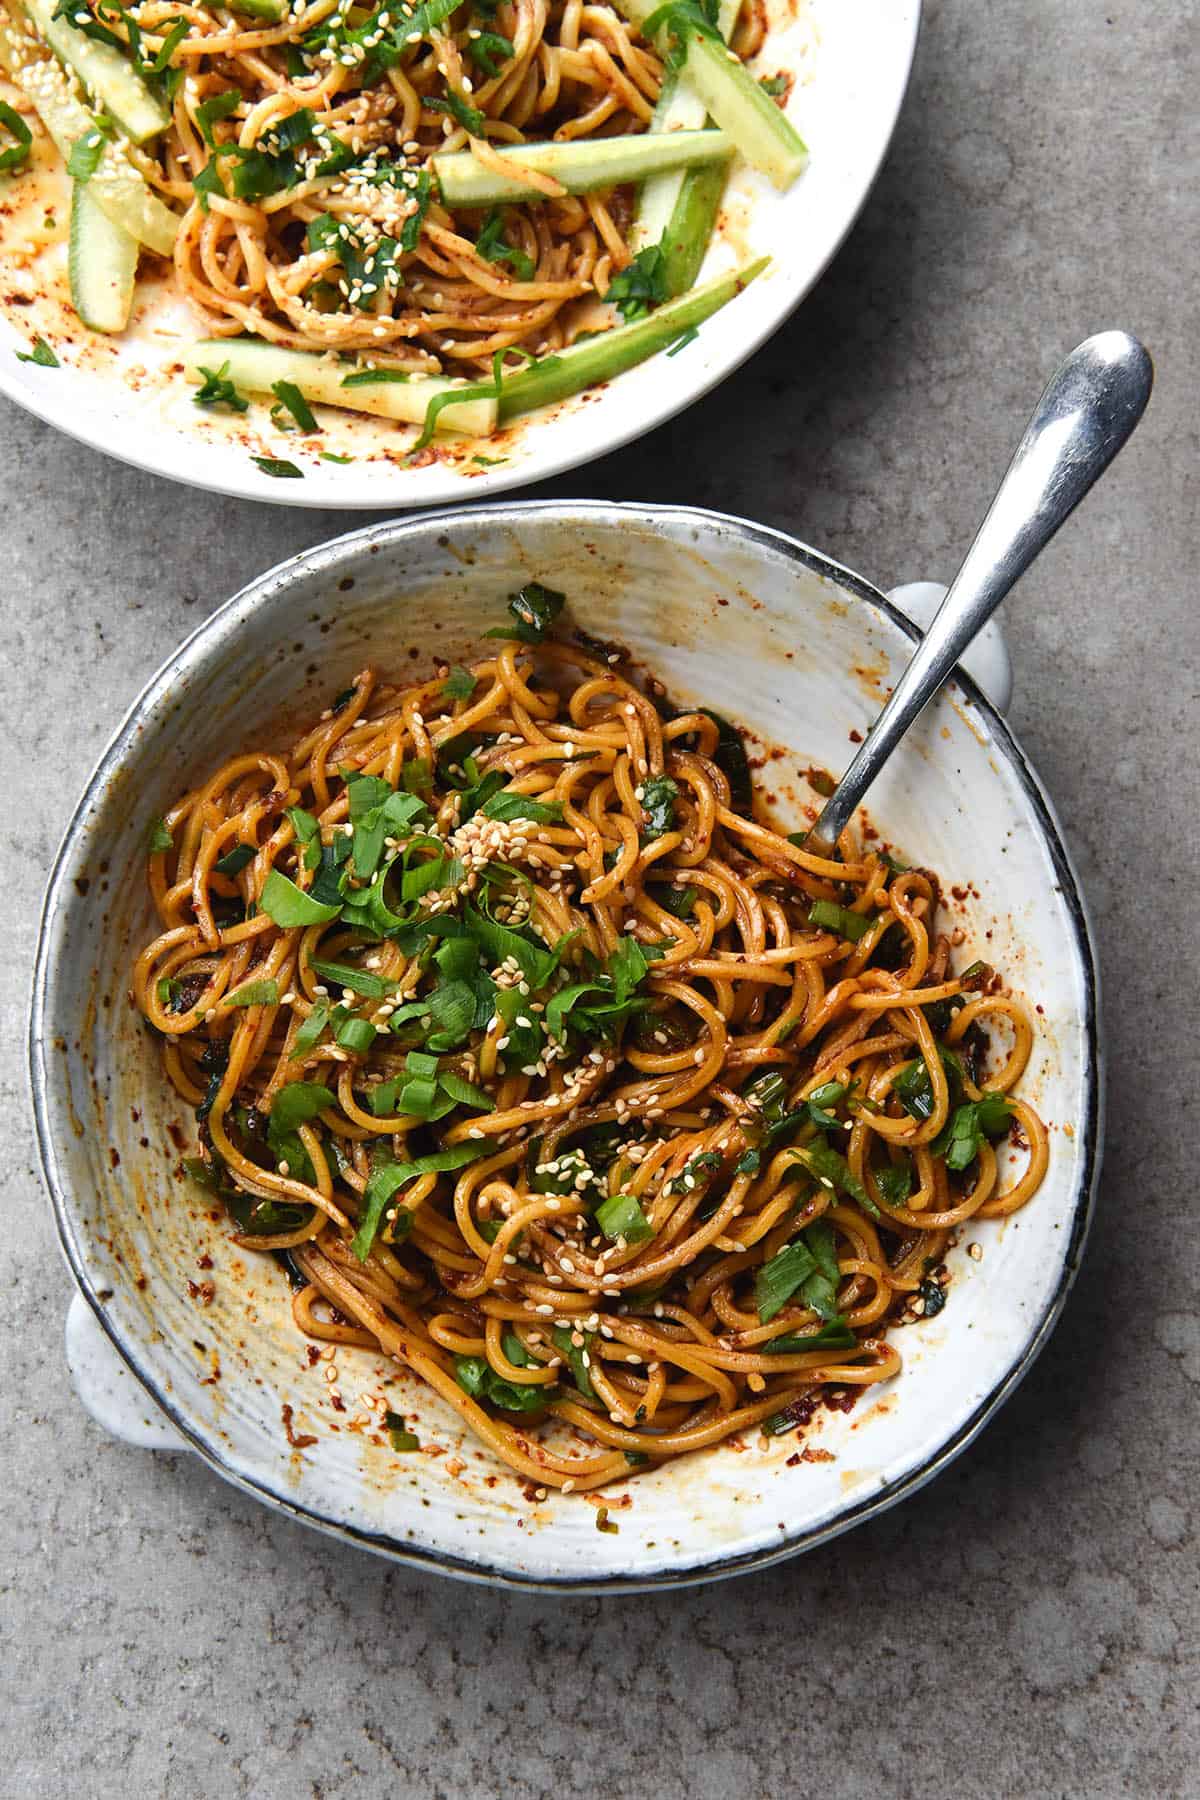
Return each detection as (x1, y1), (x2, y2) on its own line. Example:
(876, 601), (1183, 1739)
(69, 179), (137, 330)
(433, 128), (731, 207)
(633, 0), (740, 252)
(0, 15), (178, 253)
(615, 0), (805, 189)
(21, 0), (168, 144)
(658, 157), (729, 296)
(183, 340), (500, 438)
(497, 256), (768, 421)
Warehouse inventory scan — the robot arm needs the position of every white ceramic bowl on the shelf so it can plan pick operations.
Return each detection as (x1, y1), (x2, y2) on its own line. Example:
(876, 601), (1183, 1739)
(30, 501), (1100, 1590)
(0, 0), (919, 507)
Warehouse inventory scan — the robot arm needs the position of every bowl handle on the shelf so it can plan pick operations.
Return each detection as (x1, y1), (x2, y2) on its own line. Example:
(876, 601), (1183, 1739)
(887, 582), (1013, 714)
(66, 1290), (186, 1451)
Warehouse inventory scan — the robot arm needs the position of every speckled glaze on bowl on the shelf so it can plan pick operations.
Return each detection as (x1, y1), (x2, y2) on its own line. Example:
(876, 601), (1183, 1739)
(30, 502), (1100, 1591)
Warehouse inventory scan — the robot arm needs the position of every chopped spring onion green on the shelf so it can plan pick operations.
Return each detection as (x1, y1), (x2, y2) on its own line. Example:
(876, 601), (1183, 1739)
(595, 1192), (653, 1244)
(808, 900), (873, 942)
(260, 868), (341, 927)
(226, 977), (278, 1007)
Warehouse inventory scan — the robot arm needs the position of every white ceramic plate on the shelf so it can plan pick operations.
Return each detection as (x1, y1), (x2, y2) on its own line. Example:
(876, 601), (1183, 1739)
(30, 501), (1100, 1590)
(0, 0), (919, 506)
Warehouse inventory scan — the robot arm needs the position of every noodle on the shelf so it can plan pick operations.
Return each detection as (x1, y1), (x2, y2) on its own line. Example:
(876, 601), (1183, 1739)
(133, 598), (1047, 1492)
(33, 0), (686, 373)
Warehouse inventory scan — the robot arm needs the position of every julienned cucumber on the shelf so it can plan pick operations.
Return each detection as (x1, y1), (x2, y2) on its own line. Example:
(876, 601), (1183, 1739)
(21, 0), (168, 144)
(496, 256), (768, 420)
(69, 179), (137, 330)
(658, 158), (729, 297)
(615, 0), (806, 190)
(433, 128), (732, 207)
(0, 16), (178, 253)
(226, 0), (287, 17)
(183, 340), (500, 437)
(679, 35), (806, 190)
(632, 0), (740, 252)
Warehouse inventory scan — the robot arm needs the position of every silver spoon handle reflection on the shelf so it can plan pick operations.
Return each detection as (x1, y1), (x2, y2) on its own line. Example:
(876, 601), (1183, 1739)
(807, 330), (1153, 854)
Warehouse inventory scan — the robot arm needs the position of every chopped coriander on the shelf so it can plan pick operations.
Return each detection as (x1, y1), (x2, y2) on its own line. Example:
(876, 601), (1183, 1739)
(442, 665), (477, 701)
(146, 817), (173, 853)
(606, 244), (669, 321)
(639, 775), (678, 840)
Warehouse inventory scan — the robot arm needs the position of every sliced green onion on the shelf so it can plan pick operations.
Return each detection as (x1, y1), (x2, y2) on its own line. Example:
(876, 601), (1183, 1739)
(595, 1192), (653, 1244)
(808, 900), (872, 942)
(261, 868), (341, 927)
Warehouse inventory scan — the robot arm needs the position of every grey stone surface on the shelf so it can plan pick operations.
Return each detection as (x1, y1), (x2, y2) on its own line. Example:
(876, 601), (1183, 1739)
(2, 2), (1197, 1795)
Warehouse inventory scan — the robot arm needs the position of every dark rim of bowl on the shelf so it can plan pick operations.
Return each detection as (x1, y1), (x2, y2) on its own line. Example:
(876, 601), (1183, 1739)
(28, 500), (1102, 1594)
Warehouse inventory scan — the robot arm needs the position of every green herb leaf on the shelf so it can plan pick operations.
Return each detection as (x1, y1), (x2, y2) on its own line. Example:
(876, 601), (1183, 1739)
(0, 100), (32, 173)
(639, 775), (678, 840)
(930, 1094), (1013, 1170)
(385, 1412), (420, 1450)
(17, 336), (59, 368)
(213, 842), (255, 877)
(261, 868), (341, 927)
(468, 28), (513, 73)
(442, 665), (477, 701)
(195, 88), (240, 147)
(352, 1142), (487, 1258)
(453, 1353), (551, 1413)
(426, 89), (485, 134)
(765, 1320), (857, 1354)
(227, 977), (279, 1007)
(147, 816), (173, 853)
(480, 790), (563, 825)
(193, 361), (249, 412)
(552, 1324), (596, 1398)
(894, 1047), (964, 1121)
(309, 957), (397, 1000)
(66, 128), (105, 182)
(808, 900), (872, 942)
(252, 456), (304, 479)
(333, 1010), (376, 1054)
(756, 1239), (817, 1323)
(270, 379), (318, 432)
(606, 244), (669, 321)
(595, 1192), (653, 1244)
(485, 581), (566, 645)
(474, 206), (534, 280)
(290, 1001), (330, 1059)
(697, 709), (752, 808)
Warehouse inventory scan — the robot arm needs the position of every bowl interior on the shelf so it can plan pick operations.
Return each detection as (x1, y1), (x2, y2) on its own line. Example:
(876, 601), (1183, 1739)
(0, 0), (919, 507)
(33, 504), (1096, 1587)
